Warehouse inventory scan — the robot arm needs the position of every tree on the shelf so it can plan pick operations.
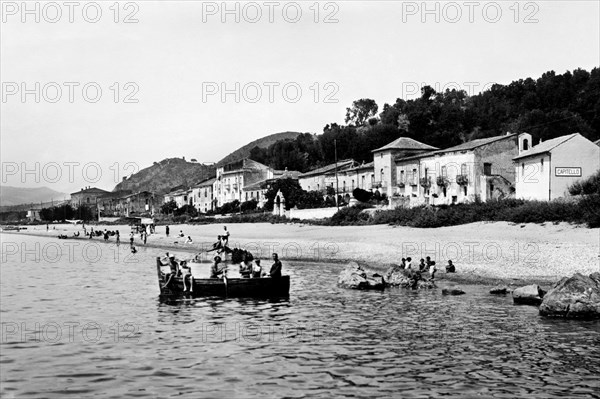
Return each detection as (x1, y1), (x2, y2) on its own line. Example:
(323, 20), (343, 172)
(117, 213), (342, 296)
(160, 200), (178, 215)
(345, 98), (379, 126)
(265, 178), (305, 210)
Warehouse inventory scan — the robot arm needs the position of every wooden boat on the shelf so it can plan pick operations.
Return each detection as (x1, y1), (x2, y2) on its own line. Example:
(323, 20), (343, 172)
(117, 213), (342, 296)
(156, 257), (290, 298)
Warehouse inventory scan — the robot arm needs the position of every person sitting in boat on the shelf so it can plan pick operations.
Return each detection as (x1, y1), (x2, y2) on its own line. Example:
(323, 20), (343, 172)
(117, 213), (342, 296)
(162, 255), (180, 288)
(252, 259), (262, 278)
(180, 260), (193, 292)
(445, 260), (456, 273)
(269, 253), (282, 278)
(239, 255), (252, 278)
(418, 258), (426, 272)
(210, 256), (225, 278)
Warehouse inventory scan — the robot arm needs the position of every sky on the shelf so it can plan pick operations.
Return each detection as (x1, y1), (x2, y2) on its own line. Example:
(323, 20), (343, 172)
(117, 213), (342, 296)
(1, 0), (599, 195)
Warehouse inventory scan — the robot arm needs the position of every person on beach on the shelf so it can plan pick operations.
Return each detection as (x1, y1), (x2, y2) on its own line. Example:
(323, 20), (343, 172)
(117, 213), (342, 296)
(222, 226), (230, 246)
(269, 253), (282, 278)
(400, 258), (406, 269)
(210, 256), (225, 279)
(252, 259), (263, 278)
(130, 232), (134, 247)
(116, 230), (120, 245)
(180, 260), (193, 292)
(446, 260), (456, 273)
(143, 232), (147, 245)
(178, 230), (185, 238)
(165, 225), (170, 237)
(131, 246), (137, 254)
(185, 235), (193, 244)
(419, 258), (426, 272)
(89, 227), (94, 239)
(406, 257), (413, 269)
(46, 224), (48, 231)
(104, 229), (109, 241)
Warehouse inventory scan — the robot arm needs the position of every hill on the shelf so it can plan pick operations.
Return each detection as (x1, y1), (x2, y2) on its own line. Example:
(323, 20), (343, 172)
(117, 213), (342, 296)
(217, 131), (303, 166)
(112, 157), (215, 194)
(0, 186), (67, 207)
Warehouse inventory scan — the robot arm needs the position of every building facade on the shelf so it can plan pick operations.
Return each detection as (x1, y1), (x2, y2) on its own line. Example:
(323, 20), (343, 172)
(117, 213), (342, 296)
(191, 177), (216, 213)
(394, 133), (519, 206)
(372, 138), (438, 196)
(513, 133), (600, 200)
(298, 159), (356, 193)
(213, 159), (274, 207)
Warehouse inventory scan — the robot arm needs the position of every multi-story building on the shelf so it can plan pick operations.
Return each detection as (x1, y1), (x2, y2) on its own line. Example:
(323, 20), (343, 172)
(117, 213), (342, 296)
(372, 138), (438, 196)
(191, 177), (216, 213)
(213, 159), (274, 207)
(298, 159), (356, 193)
(70, 187), (110, 208)
(513, 133), (600, 200)
(395, 133), (519, 206)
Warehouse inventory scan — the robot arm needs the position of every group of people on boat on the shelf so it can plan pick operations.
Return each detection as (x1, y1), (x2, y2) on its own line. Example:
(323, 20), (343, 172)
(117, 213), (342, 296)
(161, 250), (284, 293)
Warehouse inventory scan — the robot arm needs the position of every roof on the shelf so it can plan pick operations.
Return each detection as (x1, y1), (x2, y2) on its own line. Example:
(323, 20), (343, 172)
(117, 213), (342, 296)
(243, 179), (269, 191)
(513, 133), (579, 160)
(273, 169), (301, 179)
(594, 138), (600, 147)
(193, 177), (216, 188)
(372, 137), (438, 153)
(299, 159), (356, 178)
(344, 161), (374, 172)
(70, 187), (110, 196)
(436, 133), (517, 154)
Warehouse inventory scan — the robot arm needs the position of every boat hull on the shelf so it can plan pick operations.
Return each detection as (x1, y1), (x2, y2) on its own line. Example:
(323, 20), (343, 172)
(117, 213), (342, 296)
(157, 258), (290, 298)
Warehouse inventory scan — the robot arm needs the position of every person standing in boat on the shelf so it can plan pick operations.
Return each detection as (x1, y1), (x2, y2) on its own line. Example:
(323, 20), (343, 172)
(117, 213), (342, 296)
(269, 253), (282, 278)
(222, 226), (230, 246)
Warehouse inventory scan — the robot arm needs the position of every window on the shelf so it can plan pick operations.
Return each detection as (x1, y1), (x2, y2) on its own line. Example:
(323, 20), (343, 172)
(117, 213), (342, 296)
(461, 163), (467, 176)
(523, 139), (529, 151)
(441, 166), (447, 177)
(463, 186), (467, 196)
(351, 179), (355, 189)
(540, 158), (544, 172)
(412, 168), (417, 184)
(380, 169), (384, 182)
(484, 163), (492, 176)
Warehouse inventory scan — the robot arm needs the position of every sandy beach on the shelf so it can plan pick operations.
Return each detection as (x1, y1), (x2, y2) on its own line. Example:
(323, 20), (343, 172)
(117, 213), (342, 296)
(3, 221), (599, 285)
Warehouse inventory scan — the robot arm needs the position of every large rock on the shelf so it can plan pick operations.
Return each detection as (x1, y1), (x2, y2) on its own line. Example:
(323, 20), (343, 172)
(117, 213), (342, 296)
(512, 284), (544, 305)
(338, 262), (385, 290)
(442, 286), (465, 295)
(384, 266), (434, 289)
(490, 285), (510, 295)
(539, 273), (600, 319)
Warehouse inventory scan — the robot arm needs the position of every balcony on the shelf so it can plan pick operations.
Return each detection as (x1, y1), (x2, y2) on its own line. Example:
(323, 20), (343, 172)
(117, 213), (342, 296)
(456, 174), (469, 186)
(372, 181), (385, 189)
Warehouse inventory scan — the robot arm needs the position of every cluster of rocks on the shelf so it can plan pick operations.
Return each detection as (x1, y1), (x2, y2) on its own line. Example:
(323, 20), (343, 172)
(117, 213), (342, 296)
(338, 262), (600, 319)
(337, 262), (385, 290)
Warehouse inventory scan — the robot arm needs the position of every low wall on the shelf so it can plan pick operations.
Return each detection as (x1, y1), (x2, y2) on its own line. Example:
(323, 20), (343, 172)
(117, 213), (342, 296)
(288, 207), (339, 220)
(98, 217), (120, 223)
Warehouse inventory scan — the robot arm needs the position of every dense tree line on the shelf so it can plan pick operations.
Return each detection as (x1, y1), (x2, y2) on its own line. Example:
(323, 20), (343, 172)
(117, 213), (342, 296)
(250, 68), (600, 172)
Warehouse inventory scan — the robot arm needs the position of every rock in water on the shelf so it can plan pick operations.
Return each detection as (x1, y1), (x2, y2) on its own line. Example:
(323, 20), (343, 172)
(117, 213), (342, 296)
(442, 286), (465, 295)
(512, 284), (544, 305)
(490, 285), (510, 295)
(338, 262), (384, 290)
(384, 266), (433, 289)
(539, 273), (600, 319)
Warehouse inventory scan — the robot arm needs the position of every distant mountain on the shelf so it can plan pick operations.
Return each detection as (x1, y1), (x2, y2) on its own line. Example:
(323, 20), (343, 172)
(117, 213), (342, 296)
(217, 131), (303, 166)
(0, 186), (67, 207)
(112, 157), (215, 194)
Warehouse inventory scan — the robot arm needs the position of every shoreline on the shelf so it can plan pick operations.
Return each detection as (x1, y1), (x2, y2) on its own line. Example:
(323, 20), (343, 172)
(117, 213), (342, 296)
(3, 221), (598, 288)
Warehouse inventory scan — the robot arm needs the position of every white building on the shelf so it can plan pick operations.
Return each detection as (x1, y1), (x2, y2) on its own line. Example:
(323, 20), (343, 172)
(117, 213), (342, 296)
(513, 133), (600, 200)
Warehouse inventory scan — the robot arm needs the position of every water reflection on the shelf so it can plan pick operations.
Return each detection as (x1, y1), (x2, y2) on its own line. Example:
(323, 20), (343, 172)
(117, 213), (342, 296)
(1, 234), (599, 398)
